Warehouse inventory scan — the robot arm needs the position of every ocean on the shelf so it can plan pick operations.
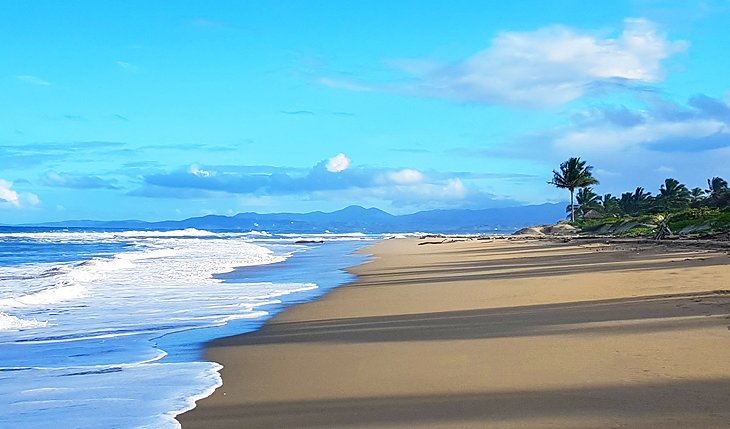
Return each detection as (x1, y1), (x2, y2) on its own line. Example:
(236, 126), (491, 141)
(0, 228), (376, 428)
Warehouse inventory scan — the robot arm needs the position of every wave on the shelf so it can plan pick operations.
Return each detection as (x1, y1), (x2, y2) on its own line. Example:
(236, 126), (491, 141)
(0, 284), (87, 309)
(112, 228), (218, 238)
(245, 230), (271, 236)
(0, 312), (48, 330)
(279, 232), (368, 238)
(164, 362), (223, 428)
(0, 228), (218, 242)
(0, 232), (369, 428)
(0, 254), (136, 310)
(242, 282), (319, 301)
(1, 236), (282, 305)
(0, 234), (290, 338)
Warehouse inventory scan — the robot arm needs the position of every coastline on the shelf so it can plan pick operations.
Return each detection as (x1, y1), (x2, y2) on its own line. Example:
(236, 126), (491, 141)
(0, 232), (372, 428)
(178, 236), (730, 428)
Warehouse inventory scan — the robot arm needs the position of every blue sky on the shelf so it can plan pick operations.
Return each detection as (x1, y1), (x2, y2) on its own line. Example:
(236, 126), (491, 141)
(2, 0), (730, 223)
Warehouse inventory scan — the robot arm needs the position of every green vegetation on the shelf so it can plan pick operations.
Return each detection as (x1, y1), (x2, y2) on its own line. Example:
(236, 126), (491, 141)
(552, 158), (730, 238)
(549, 157), (599, 222)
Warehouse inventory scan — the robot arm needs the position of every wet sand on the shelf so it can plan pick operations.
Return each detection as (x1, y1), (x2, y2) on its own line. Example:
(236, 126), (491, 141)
(178, 237), (730, 428)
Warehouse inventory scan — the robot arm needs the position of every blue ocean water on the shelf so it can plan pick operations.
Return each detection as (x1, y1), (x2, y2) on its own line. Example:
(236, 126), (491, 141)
(0, 228), (373, 428)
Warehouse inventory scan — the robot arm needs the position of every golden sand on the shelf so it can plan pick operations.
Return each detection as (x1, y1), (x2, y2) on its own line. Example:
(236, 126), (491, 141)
(179, 237), (730, 428)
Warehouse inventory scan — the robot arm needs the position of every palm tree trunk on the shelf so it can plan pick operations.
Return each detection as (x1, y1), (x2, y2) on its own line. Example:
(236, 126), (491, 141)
(570, 188), (575, 222)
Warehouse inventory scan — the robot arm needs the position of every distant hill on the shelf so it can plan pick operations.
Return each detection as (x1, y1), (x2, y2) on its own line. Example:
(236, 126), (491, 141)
(29, 203), (565, 233)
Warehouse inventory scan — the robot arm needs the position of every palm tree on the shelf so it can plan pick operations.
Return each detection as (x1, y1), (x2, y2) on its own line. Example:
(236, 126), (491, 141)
(656, 178), (690, 212)
(706, 177), (728, 196)
(690, 187), (705, 201)
(601, 193), (621, 216)
(549, 157), (599, 221)
(573, 187), (601, 218)
(689, 187), (705, 207)
(706, 177), (729, 208)
(619, 187), (652, 216)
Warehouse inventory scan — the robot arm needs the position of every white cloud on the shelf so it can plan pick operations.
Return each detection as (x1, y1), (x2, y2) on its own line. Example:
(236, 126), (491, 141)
(45, 172), (64, 185)
(15, 75), (51, 86)
(520, 96), (730, 197)
(24, 193), (41, 206)
(323, 19), (687, 107)
(189, 164), (213, 177)
(554, 124), (641, 152)
(0, 180), (20, 206)
(326, 153), (351, 173)
(444, 178), (467, 199)
(0, 179), (40, 208)
(311, 177), (473, 207)
(387, 169), (424, 185)
(553, 110), (729, 154)
(138, 158), (497, 209)
(363, 169), (470, 204)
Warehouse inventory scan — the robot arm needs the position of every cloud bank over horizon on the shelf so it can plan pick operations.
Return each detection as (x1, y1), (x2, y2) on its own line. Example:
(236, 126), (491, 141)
(133, 154), (512, 210)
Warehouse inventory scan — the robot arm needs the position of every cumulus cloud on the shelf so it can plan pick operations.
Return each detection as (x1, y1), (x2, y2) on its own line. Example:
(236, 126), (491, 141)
(444, 178), (467, 199)
(15, 75), (51, 86)
(310, 176), (508, 210)
(386, 169), (424, 185)
(189, 164), (213, 177)
(326, 153), (351, 173)
(0, 180), (20, 206)
(44, 172), (119, 189)
(321, 19), (687, 107)
(0, 179), (40, 208)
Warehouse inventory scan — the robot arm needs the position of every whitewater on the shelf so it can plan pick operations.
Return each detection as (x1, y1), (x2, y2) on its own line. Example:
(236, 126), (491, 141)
(0, 228), (370, 428)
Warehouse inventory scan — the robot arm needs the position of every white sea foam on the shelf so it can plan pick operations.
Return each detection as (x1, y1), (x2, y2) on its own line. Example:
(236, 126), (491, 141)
(0, 312), (48, 330)
(161, 362), (224, 429)
(0, 228), (218, 242)
(279, 232), (368, 238)
(241, 282), (318, 301)
(0, 231), (369, 429)
(0, 235), (284, 318)
(0, 283), (88, 309)
(246, 230), (271, 236)
(114, 228), (217, 238)
(0, 361), (224, 429)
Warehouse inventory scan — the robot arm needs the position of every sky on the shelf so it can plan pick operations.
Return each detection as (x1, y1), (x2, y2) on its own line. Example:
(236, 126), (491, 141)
(2, 0), (730, 223)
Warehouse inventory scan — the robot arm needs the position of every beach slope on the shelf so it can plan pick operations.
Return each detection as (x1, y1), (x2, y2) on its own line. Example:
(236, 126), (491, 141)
(178, 237), (730, 428)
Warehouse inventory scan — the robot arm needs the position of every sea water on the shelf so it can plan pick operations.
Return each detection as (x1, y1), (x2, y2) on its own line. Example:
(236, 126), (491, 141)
(0, 228), (372, 428)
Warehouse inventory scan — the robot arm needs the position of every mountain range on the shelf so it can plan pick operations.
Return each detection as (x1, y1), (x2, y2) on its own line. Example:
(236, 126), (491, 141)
(25, 203), (565, 234)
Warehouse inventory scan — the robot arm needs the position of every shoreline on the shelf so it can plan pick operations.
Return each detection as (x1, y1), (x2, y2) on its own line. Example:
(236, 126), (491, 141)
(178, 236), (730, 428)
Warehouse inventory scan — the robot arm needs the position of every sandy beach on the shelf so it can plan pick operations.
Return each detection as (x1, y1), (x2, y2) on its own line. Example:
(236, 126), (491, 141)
(178, 237), (730, 428)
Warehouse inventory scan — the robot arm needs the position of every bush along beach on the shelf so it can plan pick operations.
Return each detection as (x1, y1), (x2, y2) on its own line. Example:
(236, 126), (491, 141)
(550, 157), (730, 238)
